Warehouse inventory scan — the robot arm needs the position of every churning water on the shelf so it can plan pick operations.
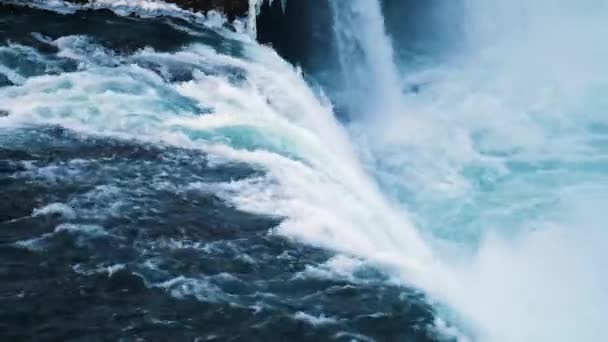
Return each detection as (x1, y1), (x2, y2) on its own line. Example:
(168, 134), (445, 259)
(334, 0), (608, 340)
(1, 1), (607, 341)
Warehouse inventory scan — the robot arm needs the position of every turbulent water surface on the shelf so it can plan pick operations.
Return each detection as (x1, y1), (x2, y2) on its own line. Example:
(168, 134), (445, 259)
(0, 3), (438, 341)
(1, 1), (608, 341)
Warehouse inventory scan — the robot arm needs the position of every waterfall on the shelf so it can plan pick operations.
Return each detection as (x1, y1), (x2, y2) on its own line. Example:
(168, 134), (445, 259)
(329, 0), (404, 118)
(328, 0), (608, 341)
(3, 1), (608, 341)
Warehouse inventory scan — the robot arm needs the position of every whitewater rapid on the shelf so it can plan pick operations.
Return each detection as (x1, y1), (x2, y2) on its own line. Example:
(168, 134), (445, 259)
(331, 0), (608, 341)
(0, 0), (438, 284)
(1, 1), (608, 341)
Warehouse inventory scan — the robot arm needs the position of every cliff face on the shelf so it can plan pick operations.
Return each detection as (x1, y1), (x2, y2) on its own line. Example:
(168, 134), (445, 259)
(257, 0), (337, 83)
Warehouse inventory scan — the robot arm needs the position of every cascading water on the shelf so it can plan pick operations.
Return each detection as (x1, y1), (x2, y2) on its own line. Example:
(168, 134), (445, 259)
(329, 0), (404, 117)
(1, 0), (607, 341)
(0, 2), (440, 340)
(327, 0), (608, 341)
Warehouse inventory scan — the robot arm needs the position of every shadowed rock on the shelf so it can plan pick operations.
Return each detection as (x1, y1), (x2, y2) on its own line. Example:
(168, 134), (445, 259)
(0, 110), (8, 117)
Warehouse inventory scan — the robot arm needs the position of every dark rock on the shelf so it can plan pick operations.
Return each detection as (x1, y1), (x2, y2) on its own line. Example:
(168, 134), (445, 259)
(0, 110), (8, 117)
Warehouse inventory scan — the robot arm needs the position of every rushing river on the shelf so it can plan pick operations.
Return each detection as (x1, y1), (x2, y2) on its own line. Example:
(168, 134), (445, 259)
(1, 1), (607, 341)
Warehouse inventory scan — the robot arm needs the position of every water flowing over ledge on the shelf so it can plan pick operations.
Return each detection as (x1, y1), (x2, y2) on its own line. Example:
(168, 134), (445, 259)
(2, 1), (608, 341)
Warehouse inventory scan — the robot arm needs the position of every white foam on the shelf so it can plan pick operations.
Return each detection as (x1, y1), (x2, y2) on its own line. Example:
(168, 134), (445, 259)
(15, 223), (108, 251)
(3, 0), (82, 14)
(53, 35), (118, 66)
(333, 331), (375, 342)
(155, 276), (226, 303)
(88, 0), (190, 14)
(32, 202), (77, 220)
(333, 1), (608, 340)
(0, 31), (437, 287)
(54, 223), (108, 236)
(293, 255), (368, 283)
(293, 311), (337, 326)
(429, 194), (608, 341)
(4, 6), (607, 339)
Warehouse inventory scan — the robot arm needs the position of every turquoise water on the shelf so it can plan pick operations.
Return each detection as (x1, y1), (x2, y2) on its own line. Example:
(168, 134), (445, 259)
(1, 1), (608, 341)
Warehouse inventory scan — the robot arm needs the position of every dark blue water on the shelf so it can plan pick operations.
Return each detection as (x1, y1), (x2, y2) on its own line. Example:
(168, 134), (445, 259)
(0, 4), (441, 341)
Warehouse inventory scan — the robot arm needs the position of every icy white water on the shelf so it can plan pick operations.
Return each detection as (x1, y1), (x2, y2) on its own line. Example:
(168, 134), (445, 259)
(2, 0), (608, 341)
(332, 0), (608, 341)
(329, 0), (404, 117)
